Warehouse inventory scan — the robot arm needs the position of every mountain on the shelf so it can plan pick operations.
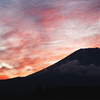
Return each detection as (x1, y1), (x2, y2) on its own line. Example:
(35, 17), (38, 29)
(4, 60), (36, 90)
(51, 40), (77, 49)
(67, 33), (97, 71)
(44, 47), (100, 74)
(0, 48), (100, 98)
(51, 47), (100, 67)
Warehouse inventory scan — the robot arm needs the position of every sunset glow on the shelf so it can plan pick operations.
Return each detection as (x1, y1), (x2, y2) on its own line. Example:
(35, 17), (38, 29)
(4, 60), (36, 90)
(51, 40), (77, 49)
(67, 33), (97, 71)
(0, 0), (100, 79)
(0, 75), (9, 80)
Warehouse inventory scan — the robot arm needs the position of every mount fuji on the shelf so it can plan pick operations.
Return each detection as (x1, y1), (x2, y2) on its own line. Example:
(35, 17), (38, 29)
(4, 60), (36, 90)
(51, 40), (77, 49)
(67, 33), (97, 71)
(0, 48), (100, 98)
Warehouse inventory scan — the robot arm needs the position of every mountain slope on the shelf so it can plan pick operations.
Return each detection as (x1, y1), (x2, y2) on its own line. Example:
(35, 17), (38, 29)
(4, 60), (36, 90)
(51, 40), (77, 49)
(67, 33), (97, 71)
(0, 48), (100, 96)
(36, 47), (100, 73)
(51, 47), (100, 67)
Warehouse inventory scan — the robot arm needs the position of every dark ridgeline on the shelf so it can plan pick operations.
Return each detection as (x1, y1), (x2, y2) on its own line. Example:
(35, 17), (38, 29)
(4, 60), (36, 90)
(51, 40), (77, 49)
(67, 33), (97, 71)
(0, 48), (100, 99)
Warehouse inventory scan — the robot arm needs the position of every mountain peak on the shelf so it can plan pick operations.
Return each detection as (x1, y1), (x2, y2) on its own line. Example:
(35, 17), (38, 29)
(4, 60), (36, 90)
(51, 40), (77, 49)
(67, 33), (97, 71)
(48, 47), (100, 70)
(71, 47), (100, 66)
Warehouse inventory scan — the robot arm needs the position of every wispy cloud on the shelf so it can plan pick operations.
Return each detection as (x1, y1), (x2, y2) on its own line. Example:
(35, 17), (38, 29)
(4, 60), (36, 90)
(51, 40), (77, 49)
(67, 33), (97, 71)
(0, 0), (100, 78)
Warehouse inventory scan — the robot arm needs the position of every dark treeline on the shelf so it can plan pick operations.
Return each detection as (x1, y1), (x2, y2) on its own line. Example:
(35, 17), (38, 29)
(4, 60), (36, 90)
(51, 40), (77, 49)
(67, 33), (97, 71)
(26, 86), (100, 98)
(0, 86), (100, 100)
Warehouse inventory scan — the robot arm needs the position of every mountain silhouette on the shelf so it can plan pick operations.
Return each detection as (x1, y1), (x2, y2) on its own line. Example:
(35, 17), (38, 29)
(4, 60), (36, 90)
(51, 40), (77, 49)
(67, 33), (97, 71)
(0, 48), (100, 98)
(51, 47), (100, 67)
(67, 47), (100, 66)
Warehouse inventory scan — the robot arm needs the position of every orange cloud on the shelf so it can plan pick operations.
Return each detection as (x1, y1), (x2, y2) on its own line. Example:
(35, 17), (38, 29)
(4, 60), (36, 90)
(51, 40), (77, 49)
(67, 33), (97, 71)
(0, 75), (9, 80)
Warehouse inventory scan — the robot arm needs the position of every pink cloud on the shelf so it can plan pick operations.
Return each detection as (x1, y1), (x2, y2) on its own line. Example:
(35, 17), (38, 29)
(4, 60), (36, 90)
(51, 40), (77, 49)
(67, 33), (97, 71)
(0, 0), (100, 79)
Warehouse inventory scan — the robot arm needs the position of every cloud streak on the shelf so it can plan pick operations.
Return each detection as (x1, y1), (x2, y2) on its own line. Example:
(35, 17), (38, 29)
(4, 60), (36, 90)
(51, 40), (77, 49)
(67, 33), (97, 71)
(59, 60), (100, 76)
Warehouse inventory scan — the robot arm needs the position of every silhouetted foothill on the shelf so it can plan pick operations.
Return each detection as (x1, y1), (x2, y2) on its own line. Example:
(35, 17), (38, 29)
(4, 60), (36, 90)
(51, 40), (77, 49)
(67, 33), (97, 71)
(34, 85), (44, 96)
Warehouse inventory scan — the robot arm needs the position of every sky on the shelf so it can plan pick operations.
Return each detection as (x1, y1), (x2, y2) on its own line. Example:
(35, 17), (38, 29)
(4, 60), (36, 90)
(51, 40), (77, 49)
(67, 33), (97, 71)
(0, 0), (100, 79)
